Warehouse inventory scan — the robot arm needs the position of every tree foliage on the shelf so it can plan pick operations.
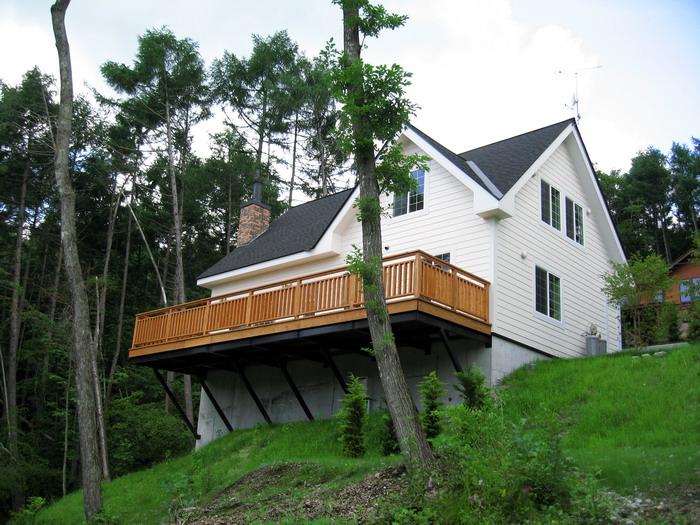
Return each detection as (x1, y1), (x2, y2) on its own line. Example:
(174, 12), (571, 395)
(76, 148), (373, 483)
(419, 371), (446, 440)
(337, 375), (367, 457)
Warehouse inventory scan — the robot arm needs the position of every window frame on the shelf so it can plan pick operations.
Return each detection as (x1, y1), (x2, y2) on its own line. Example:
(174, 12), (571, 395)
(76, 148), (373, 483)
(534, 264), (564, 325)
(565, 195), (585, 246)
(540, 178), (562, 232)
(680, 278), (700, 303)
(393, 169), (426, 218)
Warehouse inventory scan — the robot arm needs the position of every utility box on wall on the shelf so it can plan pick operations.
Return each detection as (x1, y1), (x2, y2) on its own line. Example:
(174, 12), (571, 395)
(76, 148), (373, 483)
(586, 335), (607, 356)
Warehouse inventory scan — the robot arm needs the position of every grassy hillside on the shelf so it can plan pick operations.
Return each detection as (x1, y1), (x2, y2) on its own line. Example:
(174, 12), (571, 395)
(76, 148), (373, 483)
(34, 417), (397, 524)
(32, 344), (700, 524)
(500, 343), (700, 492)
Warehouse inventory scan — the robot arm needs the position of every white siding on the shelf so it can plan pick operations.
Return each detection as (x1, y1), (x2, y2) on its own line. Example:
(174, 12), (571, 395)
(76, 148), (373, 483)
(209, 140), (492, 297)
(492, 136), (621, 357)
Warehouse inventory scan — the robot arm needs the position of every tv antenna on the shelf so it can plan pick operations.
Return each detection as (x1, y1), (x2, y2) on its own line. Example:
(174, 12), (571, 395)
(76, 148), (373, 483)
(555, 65), (602, 122)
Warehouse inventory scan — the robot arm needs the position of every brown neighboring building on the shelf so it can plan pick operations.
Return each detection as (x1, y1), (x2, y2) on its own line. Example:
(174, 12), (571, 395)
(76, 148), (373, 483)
(666, 250), (700, 307)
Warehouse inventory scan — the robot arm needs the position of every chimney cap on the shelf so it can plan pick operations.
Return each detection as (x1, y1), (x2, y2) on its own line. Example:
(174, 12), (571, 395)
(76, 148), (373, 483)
(241, 178), (270, 210)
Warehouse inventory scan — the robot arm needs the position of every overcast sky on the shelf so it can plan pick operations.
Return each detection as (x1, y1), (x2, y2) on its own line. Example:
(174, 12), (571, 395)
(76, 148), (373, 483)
(2, 0), (698, 194)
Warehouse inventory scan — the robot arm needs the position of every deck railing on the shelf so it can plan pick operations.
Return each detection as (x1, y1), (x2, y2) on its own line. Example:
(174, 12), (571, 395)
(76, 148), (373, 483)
(130, 251), (490, 350)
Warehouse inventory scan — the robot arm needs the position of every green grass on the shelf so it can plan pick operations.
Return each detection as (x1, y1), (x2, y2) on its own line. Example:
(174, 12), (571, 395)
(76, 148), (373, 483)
(35, 416), (397, 525)
(35, 344), (700, 522)
(501, 343), (700, 492)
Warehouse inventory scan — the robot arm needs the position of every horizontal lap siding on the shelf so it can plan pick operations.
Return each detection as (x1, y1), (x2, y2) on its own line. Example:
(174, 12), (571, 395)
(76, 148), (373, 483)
(210, 140), (491, 298)
(494, 138), (620, 358)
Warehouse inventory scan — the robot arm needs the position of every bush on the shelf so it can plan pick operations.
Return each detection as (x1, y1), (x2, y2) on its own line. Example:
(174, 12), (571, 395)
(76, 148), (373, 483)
(419, 372), (446, 440)
(9, 496), (45, 525)
(337, 375), (367, 457)
(454, 364), (488, 409)
(378, 411), (400, 456)
(655, 302), (681, 344)
(107, 392), (193, 477)
(383, 400), (614, 524)
(687, 302), (700, 341)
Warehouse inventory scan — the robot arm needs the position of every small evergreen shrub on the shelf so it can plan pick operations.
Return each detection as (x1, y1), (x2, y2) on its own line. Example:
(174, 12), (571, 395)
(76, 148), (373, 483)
(418, 371), (446, 439)
(454, 364), (488, 409)
(337, 374), (367, 457)
(687, 302), (700, 341)
(655, 302), (681, 344)
(378, 411), (400, 455)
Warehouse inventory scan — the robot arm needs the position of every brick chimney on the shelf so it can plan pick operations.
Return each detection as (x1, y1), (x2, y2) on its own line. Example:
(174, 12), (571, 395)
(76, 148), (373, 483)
(237, 179), (271, 246)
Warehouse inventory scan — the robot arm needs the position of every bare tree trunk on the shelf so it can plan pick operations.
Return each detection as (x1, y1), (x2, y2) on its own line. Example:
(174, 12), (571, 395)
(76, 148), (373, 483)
(107, 211), (132, 402)
(62, 354), (72, 497)
(288, 112), (299, 206)
(7, 162), (28, 510)
(164, 97), (193, 424)
(226, 174), (232, 255)
(40, 247), (63, 407)
(51, 1), (103, 518)
(342, 3), (434, 471)
(658, 209), (672, 263)
(91, 194), (122, 481)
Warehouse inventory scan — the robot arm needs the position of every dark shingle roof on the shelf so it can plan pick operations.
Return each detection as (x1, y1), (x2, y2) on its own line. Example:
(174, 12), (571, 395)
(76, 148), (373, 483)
(406, 123), (497, 196)
(200, 119), (580, 280)
(198, 188), (355, 279)
(458, 119), (574, 195)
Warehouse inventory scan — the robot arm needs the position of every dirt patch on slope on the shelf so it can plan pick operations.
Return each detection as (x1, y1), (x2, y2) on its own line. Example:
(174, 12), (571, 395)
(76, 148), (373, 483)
(173, 462), (405, 524)
(610, 486), (700, 524)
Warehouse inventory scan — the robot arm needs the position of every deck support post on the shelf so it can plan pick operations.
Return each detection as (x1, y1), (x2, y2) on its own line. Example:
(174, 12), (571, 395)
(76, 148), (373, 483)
(278, 358), (314, 421)
(323, 350), (348, 394)
(439, 328), (463, 373)
(197, 373), (233, 432)
(236, 363), (272, 424)
(153, 369), (200, 439)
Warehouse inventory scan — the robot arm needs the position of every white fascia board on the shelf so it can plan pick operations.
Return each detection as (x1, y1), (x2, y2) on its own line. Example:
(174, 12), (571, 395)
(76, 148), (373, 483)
(196, 187), (359, 290)
(499, 123), (575, 212)
(568, 129), (626, 263)
(402, 127), (503, 217)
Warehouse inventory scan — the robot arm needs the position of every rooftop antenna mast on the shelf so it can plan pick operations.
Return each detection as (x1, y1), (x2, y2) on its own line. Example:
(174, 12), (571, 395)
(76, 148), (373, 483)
(556, 65), (602, 122)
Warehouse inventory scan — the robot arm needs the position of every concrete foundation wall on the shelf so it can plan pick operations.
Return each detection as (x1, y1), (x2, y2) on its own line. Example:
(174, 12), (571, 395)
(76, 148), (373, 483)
(195, 335), (547, 447)
(489, 335), (547, 384)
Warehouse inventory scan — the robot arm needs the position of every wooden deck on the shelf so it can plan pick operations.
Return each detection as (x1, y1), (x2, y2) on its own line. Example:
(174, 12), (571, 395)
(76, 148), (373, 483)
(128, 251), (491, 359)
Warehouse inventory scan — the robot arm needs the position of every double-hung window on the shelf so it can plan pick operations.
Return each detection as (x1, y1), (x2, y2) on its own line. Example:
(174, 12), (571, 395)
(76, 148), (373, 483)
(535, 266), (562, 321)
(540, 180), (561, 230)
(565, 197), (585, 245)
(393, 169), (425, 217)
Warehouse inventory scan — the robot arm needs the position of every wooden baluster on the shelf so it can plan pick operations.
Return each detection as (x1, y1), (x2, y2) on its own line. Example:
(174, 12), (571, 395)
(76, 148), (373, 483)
(414, 254), (423, 299)
(202, 302), (211, 335)
(288, 282), (297, 319)
(164, 310), (173, 342)
(451, 270), (458, 310)
(244, 292), (253, 327)
(484, 282), (490, 322)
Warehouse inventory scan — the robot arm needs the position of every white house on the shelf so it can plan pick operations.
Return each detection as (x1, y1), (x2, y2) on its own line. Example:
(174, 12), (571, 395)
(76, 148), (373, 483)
(128, 118), (626, 447)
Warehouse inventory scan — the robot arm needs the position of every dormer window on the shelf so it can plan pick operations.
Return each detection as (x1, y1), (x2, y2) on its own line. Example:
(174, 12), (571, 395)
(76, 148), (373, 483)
(393, 169), (425, 217)
(540, 179), (561, 230)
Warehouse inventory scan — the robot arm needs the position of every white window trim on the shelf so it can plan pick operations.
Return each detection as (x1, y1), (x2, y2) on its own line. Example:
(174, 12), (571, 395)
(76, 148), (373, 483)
(389, 168), (429, 222)
(564, 194), (586, 249)
(533, 262), (564, 327)
(539, 175), (562, 234)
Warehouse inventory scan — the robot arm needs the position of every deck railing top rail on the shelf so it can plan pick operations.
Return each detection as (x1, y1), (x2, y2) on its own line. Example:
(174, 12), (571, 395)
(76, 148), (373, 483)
(130, 251), (490, 351)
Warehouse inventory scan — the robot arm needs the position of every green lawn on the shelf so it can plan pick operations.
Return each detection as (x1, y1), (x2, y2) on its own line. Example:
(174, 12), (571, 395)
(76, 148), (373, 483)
(35, 416), (397, 525)
(500, 343), (700, 492)
(35, 344), (700, 523)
